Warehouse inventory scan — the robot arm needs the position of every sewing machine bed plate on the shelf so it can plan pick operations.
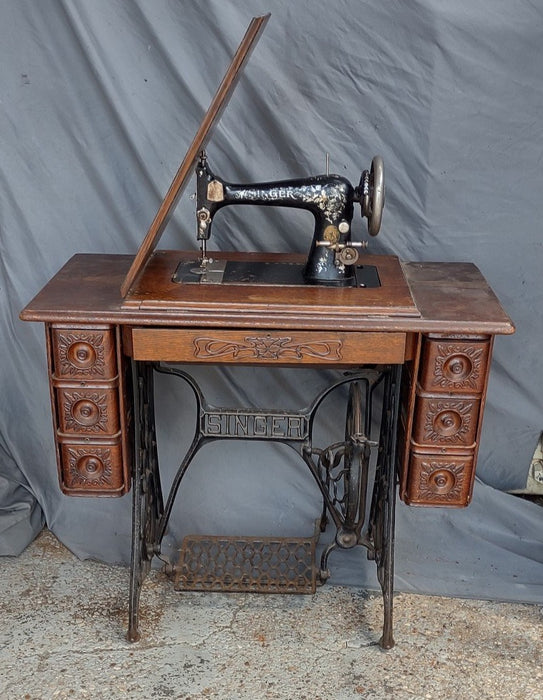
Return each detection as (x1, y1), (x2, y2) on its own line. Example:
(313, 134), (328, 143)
(172, 259), (381, 288)
(124, 250), (420, 317)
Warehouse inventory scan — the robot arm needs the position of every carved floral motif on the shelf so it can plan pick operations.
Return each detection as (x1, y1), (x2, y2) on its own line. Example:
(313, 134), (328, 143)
(193, 334), (343, 361)
(63, 391), (108, 432)
(434, 344), (483, 390)
(424, 400), (473, 444)
(67, 447), (113, 487)
(417, 460), (466, 502)
(57, 332), (105, 376)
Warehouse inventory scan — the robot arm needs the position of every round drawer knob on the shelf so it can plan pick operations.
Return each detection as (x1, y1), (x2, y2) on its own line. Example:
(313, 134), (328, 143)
(433, 409), (462, 437)
(76, 454), (104, 479)
(72, 399), (100, 426)
(443, 354), (472, 383)
(429, 468), (456, 495)
(67, 341), (96, 370)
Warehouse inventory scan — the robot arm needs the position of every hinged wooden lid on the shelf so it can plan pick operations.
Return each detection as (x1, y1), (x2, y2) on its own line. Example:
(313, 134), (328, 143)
(120, 14), (270, 298)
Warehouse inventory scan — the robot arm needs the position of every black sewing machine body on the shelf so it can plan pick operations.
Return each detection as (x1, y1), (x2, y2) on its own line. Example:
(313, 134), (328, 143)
(189, 152), (384, 287)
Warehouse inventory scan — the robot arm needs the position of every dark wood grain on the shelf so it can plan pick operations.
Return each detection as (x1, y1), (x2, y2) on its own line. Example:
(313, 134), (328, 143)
(20, 253), (515, 335)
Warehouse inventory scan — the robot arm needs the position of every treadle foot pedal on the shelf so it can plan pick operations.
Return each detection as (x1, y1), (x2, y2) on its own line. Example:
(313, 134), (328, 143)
(173, 523), (320, 594)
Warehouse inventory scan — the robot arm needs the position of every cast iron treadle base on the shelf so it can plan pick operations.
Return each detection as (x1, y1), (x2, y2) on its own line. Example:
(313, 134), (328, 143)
(173, 527), (319, 594)
(127, 362), (401, 649)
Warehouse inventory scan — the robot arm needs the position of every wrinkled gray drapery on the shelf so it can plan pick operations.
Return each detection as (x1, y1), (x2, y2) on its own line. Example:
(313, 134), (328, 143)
(1, 0), (542, 600)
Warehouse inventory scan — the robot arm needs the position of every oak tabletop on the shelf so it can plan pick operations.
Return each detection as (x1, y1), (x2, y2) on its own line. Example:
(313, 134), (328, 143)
(20, 251), (514, 335)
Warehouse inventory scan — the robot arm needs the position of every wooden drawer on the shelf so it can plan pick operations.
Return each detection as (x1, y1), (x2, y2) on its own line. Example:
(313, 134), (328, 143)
(412, 395), (480, 448)
(404, 452), (475, 507)
(59, 439), (125, 495)
(52, 327), (117, 379)
(399, 333), (493, 507)
(47, 324), (131, 497)
(419, 338), (490, 394)
(128, 328), (407, 365)
(56, 385), (120, 435)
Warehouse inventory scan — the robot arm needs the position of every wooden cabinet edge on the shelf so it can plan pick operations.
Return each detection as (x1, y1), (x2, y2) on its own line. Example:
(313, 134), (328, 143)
(116, 325), (132, 495)
(397, 333), (422, 501)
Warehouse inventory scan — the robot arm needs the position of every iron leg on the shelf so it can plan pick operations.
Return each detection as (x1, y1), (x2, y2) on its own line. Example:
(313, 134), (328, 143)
(367, 472), (396, 649)
(126, 361), (163, 642)
(378, 464), (396, 650)
(367, 366), (400, 650)
(127, 362), (145, 642)
(127, 455), (143, 642)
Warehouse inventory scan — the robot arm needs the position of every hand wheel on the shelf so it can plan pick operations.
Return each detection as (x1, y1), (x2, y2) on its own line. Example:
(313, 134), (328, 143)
(359, 155), (385, 237)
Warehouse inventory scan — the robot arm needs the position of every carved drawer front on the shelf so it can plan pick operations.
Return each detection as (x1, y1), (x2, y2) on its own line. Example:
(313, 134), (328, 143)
(412, 395), (480, 448)
(56, 386), (120, 435)
(400, 334), (494, 508)
(59, 440), (125, 495)
(52, 328), (117, 379)
(128, 328), (407, 365)
(419, 338), (490, 394)
(405, 452), (475, 507)
(47, 324), (131, 497)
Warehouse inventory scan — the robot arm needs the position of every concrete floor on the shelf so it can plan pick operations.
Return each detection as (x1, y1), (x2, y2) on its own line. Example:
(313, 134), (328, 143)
(1, 530), (542, 699)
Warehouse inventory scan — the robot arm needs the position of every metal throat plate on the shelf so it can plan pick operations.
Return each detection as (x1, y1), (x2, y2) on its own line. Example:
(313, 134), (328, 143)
(172, 259), (381, 288)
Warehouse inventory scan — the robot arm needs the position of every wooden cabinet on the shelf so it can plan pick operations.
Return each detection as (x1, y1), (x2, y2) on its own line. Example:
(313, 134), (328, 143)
(46, 324), (131, 496)
(400, 336), (493, 507)
(21, 254), (513, 505)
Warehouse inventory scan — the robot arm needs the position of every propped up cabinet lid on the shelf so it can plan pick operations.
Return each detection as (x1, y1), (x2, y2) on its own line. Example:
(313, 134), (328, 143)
(120, 14), (270, 298)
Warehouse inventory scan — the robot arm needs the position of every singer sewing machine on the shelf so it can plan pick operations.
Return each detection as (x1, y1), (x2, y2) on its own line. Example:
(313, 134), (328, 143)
(21, 14), (513, 649)
(178, 150), (384, 287)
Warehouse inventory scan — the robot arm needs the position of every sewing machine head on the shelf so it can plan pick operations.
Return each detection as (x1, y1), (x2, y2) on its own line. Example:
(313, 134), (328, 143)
(192, 151), (385, 286)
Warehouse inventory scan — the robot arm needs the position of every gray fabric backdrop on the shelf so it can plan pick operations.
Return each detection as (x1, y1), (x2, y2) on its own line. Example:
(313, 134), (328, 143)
(2, 0), (542, 600)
